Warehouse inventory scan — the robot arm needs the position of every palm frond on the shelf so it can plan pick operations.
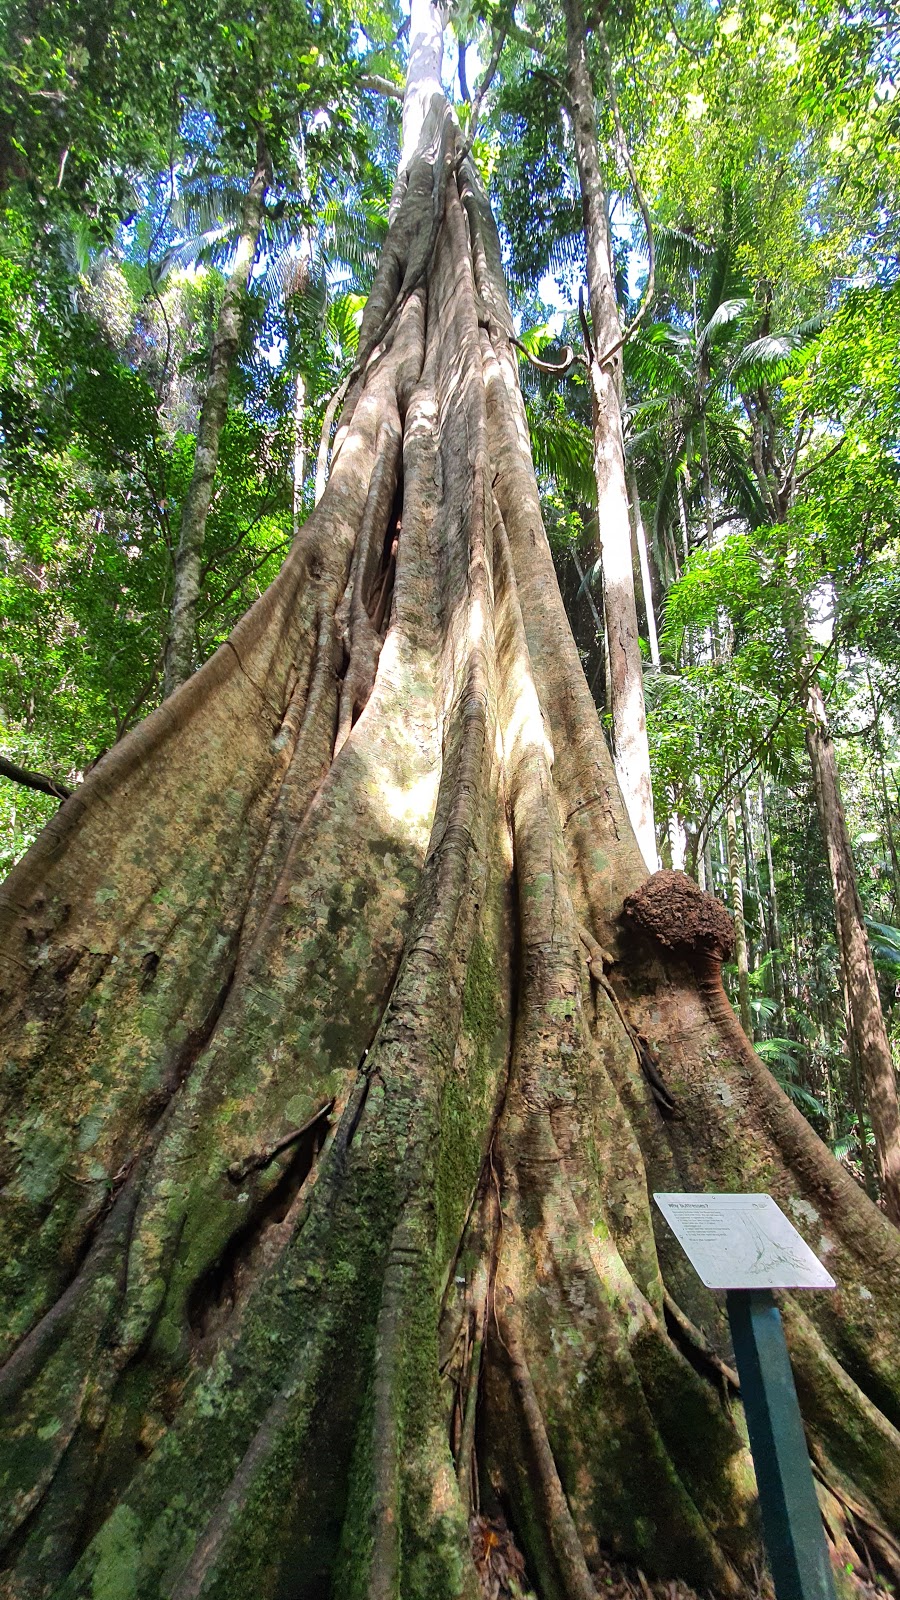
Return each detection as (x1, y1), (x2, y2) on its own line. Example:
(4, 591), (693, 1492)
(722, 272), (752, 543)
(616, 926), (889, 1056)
(159, 227), (235, 278)
(700, 296), (754, 344)
(865, 917), (900, 976)
(725, 323), (822, 393)
(320, 197), (387, 288)
(653, 223), (714, 280)
(325, 290), (366, 356)
(624, 324), (693, 393)
(526, 406), (596, 504)
(546, 227), (585, 279)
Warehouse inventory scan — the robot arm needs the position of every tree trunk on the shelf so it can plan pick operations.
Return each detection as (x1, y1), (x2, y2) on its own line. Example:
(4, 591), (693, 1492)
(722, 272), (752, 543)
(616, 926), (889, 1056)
(843, 973), (880, 1203)
(667, 810), (688, 871)
(761, 784), (787, 1027)
(726, 790), (753, 1037)
(867, 669), (900, 920)
(162, 136), (272, 698)
(805, 670), (900, 1222)
(292, 370), (307, 538)
(2, 37), (900, 1600)
(739, 785), (764, 976)
(562, 0), (656, 871)
(628, 466), (660, 668)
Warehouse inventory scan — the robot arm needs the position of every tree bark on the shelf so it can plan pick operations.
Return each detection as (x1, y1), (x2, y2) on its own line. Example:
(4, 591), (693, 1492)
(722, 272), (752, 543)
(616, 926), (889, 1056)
(162, 136), (272, 698)
(562, 0), (656, 871)
(2, 52), (900, 1600)
(805, 670), (900, 1222)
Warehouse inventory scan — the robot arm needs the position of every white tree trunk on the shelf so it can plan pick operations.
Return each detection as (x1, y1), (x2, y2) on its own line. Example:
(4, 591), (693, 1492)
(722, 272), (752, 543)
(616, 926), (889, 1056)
(562, 0), (657, 871)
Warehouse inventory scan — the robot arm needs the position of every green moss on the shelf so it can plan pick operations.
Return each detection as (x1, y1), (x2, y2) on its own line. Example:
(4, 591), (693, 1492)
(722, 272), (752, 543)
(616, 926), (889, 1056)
(85, 1506), (142, 1600)
(435, 930), (504, 1267)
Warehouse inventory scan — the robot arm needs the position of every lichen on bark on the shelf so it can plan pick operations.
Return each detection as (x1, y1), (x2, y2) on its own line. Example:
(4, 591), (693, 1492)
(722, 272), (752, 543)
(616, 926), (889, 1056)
(1, 56), (900, 1600)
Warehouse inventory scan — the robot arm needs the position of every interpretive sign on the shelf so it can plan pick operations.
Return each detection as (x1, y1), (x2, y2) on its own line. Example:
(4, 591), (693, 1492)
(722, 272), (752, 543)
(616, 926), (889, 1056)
(653, 1191), (836, 1291)
(653, 1193), (837, 1600)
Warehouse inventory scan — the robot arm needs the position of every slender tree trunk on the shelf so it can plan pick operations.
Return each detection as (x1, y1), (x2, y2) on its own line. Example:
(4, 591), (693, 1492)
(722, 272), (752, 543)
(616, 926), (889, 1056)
(805, 670), (900, 1221)
(292, 370), (307, 538)
(739, 784), (763, 973)
(569, 545), (610, 718)
(676, 472), (690, 568)
(702, 828), (714, 894)
(787, 846), (804, 1009)
(162, 136), (272, 697)
(2, 20), (900, 1599)
(726, 790), (753, 1036)
(867, 668), (900, 918)
(761, 784), (787, 1027)
(667, 810), (688, 871)
(628, 466), (660, 667)
(844, 973), (880, 1202)
(562, 0), (656, 870)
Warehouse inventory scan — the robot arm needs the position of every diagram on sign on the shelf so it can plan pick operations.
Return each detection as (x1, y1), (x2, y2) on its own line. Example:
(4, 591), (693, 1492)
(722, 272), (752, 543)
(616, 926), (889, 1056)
(653, 1193), (837, 1290)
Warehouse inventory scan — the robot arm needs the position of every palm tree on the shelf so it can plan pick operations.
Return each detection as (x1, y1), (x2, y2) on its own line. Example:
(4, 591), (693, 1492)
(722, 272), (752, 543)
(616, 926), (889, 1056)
(623, 185), (819, 582)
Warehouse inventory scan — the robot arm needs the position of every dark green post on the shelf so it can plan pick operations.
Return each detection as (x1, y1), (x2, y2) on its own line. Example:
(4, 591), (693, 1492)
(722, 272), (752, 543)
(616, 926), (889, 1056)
(727, 1289), (836, 1600)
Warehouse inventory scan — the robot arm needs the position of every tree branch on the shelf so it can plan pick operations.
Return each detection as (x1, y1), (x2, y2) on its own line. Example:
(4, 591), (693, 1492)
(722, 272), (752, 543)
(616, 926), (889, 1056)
(357, 74), (404, 102)
(458, 41), (470, 102)
(795, 431), (846, 487)
(578, 284), (595, 363)
(0, 755), (72, 800)
(512, 337), (586, 375)
(662, 2), (705, 60)
(315, 375), (351, 503)
(456, 23), (509, 168)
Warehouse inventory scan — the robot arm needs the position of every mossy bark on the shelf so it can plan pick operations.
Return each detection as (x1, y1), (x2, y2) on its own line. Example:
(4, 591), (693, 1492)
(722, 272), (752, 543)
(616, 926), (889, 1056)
(2, 78), (900, 1600)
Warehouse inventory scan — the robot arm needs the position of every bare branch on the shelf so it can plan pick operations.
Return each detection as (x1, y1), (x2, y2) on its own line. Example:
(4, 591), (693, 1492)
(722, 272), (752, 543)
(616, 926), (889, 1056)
(0, 755), (72, 801)
(795, 431), (846, 487)
(357, 74), (404, 102)
(456, 23), (509, 169)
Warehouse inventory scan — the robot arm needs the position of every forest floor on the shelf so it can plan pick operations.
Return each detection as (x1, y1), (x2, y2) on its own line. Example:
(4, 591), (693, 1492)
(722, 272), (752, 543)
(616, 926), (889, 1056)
(470, 1512), (895, 1600)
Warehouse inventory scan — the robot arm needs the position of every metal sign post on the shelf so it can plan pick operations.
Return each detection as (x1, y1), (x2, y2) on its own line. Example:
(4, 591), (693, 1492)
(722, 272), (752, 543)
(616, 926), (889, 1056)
(727, 1289), (835, 1600)
(653, 1193), (837, 1600)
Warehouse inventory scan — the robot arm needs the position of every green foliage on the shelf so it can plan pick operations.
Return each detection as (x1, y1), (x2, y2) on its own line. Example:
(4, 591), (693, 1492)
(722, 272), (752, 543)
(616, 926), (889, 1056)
(754, 1037), (826, 1119)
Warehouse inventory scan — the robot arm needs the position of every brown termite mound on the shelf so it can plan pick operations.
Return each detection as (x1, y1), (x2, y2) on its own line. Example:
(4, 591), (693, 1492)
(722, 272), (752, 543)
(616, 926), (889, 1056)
(1, 73), (900, 1600)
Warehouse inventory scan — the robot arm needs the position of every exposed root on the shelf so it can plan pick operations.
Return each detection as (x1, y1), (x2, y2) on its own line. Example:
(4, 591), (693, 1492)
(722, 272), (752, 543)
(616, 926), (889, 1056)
(662, 1289), (740, 1395)
(500, 1316), (597, 1600)
(579, 921), (679, 1116)
(225, 1099), (334, 1182)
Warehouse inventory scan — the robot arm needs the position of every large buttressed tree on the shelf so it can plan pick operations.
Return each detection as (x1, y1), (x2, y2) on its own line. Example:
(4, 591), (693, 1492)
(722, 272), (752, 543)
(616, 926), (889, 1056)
(2, 5), (900, 1595)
